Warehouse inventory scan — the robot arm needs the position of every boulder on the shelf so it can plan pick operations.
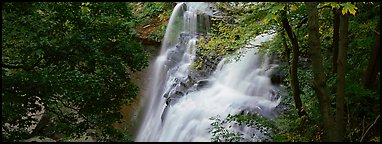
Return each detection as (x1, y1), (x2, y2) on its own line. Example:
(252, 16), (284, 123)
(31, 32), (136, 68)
(196, 79), (210, 90)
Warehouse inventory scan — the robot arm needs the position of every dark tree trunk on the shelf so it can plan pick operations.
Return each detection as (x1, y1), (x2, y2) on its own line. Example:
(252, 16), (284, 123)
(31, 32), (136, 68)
(362, 31), (380, 90)
(281, 31), (291, 63)
(281, 10), (306, 117)
(306, 2), (335, 141)
(30, 113), (53, 137)
(332, 9), (340, 74)
(335, 12), (349, 142)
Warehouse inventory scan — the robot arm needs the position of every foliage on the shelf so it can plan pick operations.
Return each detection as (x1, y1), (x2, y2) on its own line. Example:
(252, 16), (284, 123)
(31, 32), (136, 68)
(195, 2), (274, 70)
(201, 2), (380, 142)
(134, 2), (169, 21)
(209, 113), (276, 142)
(271, 65), (322, 142)
(272, 110), (320, 142)
(132, 2), (174, 42)
(2, 2), (148, 142)
(148, 24), (167, 42)
(209, 116), (243, 142)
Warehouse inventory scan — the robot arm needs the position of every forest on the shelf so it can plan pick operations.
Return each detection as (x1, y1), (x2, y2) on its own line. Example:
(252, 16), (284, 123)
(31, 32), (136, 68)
(2, 2), (380, 142)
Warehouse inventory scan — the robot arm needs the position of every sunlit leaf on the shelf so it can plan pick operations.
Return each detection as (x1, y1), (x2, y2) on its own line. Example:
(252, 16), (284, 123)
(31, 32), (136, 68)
(341, 2), (357, 15)
(263, 13), (275, 24)
(273, 15), (278, 21)
(348, 8), (357, 15)
(271, 4), (285, 14)
(290, 5), (298, 11)
(330, 2), (340, 9)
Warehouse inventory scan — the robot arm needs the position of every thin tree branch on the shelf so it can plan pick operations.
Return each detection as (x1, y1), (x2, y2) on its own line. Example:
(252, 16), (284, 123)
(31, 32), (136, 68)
(51, 95), (80, 111)
(49, 105), (72, 126)
(362, 115), (365, 137)
(372, 29), (380, 36)
(318, 5), (333, 10)
(2, 57), (44, 71)
(347, 104), (352, 141)
(296, 17), (308, 29)
(360, 114), (380, 142)
(51, 95), (94, 127)
(2, 63), (27, 69)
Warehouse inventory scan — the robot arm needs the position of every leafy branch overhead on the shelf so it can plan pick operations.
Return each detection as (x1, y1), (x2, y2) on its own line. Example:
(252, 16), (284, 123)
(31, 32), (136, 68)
(2, 2), (149, 142)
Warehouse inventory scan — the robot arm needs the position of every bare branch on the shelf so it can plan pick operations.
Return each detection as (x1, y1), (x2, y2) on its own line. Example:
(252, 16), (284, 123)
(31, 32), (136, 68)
(362, 115), (365, 137)
(318, 5), (332, 10)
(51, 95), (80, 111)
(361, 115), (380, 142)
(373, 29), (380, 35)
(347, 104), (352, 140)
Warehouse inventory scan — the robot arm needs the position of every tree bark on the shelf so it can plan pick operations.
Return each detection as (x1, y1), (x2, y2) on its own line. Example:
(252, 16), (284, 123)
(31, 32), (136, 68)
(281, 10), (306, 117)
(362, 30), (380, 90)
(335, 12), (349, 142)
(281, 31), (291, 63)
(306, 2), (335, 141)
(332, 9), (340, 74)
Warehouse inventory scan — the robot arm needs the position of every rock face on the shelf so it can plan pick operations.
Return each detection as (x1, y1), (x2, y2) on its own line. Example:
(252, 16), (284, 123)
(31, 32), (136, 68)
(134, 15), (168, 45)
(160, 31), (220, 120)
(160, 45), (287, 124)
(116, 44), (161, 138)
(159, 31), (286, 122)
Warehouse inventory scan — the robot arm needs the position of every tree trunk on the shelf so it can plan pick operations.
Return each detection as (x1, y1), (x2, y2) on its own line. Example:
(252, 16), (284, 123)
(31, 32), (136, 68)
(362, 31), (380, 90)
(335, 12), (349, 142)
(31, 113), (53, 137)
(281, 10), (306, 117)
(306, 2), (335, 141)
(332, 9), (340, 74)
(281, 31), (291, 63)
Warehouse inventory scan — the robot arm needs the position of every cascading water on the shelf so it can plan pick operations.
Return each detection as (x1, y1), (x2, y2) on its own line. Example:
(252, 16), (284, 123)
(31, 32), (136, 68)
(135, 2), (281, 142)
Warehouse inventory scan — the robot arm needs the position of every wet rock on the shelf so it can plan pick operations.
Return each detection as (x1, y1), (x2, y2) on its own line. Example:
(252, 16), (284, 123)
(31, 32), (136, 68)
(196, 79), (210, 90)
(177, 82), (190, 93)
(166, 91), (184, 105)
(161, 32), (221, 108)
(161, 105), (169, 121)
(270, 74), (281, 85)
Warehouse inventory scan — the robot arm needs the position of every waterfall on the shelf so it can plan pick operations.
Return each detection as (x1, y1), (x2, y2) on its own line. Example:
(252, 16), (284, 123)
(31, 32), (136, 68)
(135, 2), (281, 142)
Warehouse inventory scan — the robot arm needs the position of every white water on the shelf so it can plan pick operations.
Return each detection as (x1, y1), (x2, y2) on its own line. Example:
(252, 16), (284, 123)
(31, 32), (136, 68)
(135, 2), (281, 142)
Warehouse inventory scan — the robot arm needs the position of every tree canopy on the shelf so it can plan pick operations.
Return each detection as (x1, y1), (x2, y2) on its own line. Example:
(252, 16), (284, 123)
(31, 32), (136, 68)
(200, 2), (380, 142)
(2, 2), (380, 142)
(2, 2), (149, 142)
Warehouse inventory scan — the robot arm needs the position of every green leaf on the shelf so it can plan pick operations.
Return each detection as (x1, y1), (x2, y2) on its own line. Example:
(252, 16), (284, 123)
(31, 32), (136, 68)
(290, 5), (298, 11)
(263, 13), (275, 24)
(271, 4), (285, 14)
(329, 2), (340, 9)
(31, 49), (44, 57)
(341, 2), (357, 15)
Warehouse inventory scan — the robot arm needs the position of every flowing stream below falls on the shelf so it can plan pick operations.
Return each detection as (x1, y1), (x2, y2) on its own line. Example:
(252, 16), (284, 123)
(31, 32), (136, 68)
(135, 2), (282, 142)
